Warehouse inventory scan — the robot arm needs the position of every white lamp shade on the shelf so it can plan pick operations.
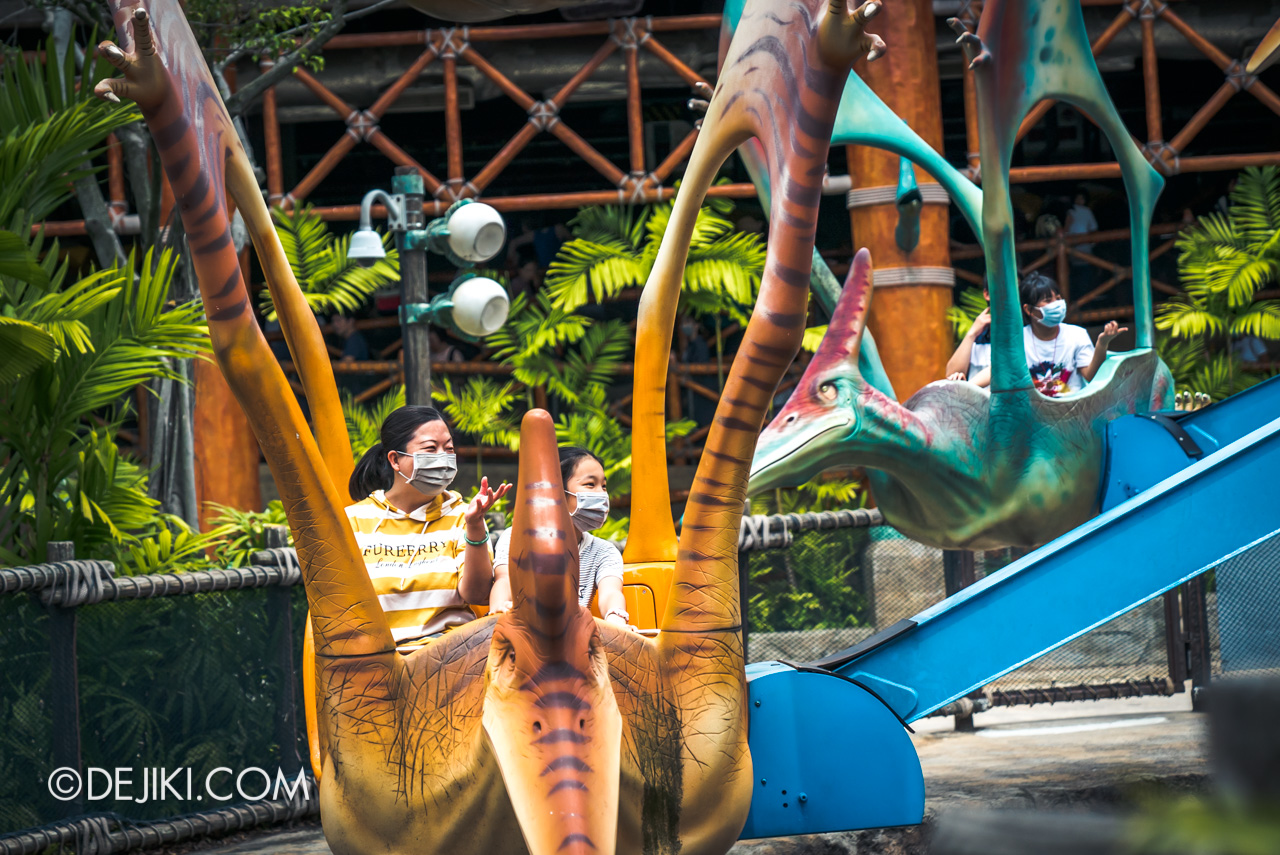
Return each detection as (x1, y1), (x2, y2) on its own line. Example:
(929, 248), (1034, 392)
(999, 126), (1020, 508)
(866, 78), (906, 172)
(446, 202), (506, 263)
(451, 277), (510, 337)
(348, 229), (387, 262)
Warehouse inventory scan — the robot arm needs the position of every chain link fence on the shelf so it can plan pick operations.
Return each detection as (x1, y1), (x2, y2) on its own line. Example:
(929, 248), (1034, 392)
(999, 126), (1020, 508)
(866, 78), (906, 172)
(3, 514), (1278, 850)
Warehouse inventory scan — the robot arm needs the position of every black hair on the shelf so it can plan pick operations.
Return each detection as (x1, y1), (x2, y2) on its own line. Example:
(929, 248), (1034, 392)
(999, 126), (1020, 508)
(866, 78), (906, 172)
(348, 405), (450, 501)
(1019, 272), (1062, 322)
(559, 446), (602, 489)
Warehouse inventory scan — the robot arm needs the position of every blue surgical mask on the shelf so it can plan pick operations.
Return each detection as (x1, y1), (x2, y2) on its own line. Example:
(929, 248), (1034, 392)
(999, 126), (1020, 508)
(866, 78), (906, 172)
(1037, 299), (1067, 327)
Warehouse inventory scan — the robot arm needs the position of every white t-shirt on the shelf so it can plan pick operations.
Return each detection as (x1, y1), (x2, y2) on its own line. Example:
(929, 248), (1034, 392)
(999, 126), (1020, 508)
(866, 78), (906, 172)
(967, 328), (991, 380)
(493, 527), (624, 607)
(1023, 323), (1095, 397)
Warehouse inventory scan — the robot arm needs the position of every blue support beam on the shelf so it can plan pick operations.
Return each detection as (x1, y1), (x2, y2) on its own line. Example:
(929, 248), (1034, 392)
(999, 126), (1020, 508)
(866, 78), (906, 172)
(830, 409), (1280, 722)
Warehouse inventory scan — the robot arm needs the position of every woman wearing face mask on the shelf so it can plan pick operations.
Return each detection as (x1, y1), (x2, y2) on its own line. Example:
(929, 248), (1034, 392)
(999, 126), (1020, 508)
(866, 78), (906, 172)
(488, 447), (630, 628)
(346, 405), (510, 650)
(967, 273), (1125, 398)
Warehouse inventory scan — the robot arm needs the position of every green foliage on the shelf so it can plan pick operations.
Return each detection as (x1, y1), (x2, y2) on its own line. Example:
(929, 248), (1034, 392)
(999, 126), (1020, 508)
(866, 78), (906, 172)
(185, 0), (338, 70)
(0, 586), (311, 827)
(0, 33), (139, 226)
(342, 385), (406, 462)
(434, 375), (522, 451)
(544, 194), (766, 325)
(1158, 167), (1280, 397)
(263, 203), (398, 321)
(208, 500), (291, 567)
(946, 286), (989, 343)
(1129, 795), (1280, 855)
(745, 527), (871, 632)
(0, 248), (211, 569)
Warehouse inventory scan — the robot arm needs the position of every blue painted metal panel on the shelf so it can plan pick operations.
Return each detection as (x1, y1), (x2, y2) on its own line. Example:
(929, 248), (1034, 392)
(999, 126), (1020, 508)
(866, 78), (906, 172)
(1103, 376), (1280, 512)
(742, 663), (923, 839)
(834, 415), (1280, 722)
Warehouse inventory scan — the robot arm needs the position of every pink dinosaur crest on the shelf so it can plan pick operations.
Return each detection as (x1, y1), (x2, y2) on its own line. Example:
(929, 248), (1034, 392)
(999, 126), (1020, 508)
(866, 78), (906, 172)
(809, 247), (873, 375)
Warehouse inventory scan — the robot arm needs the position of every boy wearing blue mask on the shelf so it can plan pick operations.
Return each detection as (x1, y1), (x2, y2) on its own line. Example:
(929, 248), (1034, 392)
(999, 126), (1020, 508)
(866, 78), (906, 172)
(1019, 272), (1125, 397)
(964, 272), (1125, 397)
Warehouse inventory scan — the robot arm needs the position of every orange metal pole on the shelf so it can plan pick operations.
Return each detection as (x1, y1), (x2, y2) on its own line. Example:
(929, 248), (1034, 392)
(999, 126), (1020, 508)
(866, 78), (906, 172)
(293, 67), (357, 120)
(461, 45), (537, 111)
(641, 36), (709, 88)
(290, 133), (359, 202)
(367, 131), (444, 195)
(443, 52), (464, 183)
(550, 40), (618, 109)
(625, 40), (645, 176)
(1141, 16), (1163, 144)
(1167, 81), (1236, 156)
(651, 129), (699, 184)
(548, 123), (628, 185)
(368, 50), (438, 118)
(261, 59), (284, 204)
(470, 123), (540, 193)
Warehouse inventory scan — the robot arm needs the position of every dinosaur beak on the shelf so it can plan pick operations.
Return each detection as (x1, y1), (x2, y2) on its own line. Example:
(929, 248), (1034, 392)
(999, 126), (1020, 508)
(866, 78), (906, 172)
(482, 410), (622, 855)
(749, 412), (854, 494)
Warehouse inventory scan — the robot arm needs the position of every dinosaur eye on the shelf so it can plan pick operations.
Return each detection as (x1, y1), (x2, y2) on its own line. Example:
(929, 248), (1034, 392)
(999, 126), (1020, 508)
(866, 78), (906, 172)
(818, 382), (838, 402)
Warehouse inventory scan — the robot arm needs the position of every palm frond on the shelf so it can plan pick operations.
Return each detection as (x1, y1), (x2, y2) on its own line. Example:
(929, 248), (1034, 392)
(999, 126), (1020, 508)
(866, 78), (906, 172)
(1230, 301), (1280, 340)
(543, 239), (649, 310)
(946, 287), (988, 342)
(262, 204), (397, 320)
(1228, 166), (1280, 244)
(1155, 298), (1227, 340)
(342, 385), (406, 462)
(801, 325), (828, 353)
(567, 205), (647, 248)
(0, 317), (58, 383)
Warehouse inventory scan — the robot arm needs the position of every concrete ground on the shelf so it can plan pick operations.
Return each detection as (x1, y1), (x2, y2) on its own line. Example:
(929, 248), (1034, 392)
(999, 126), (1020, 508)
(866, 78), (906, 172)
(199, 693), (1207, 855)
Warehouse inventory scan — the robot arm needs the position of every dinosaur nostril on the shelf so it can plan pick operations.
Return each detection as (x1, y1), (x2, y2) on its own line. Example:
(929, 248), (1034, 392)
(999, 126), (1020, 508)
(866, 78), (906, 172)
(533, 721), (542, 734)
(579, 718), (586, 730)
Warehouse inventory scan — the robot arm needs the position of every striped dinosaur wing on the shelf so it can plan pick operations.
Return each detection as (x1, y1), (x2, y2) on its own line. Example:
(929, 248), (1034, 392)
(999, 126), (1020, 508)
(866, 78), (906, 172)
(97, 1), (390, 659)
(103, 0), (354, 493)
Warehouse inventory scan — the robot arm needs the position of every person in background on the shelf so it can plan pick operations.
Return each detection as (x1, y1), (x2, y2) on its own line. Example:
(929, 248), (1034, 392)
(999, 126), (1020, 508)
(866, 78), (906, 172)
(489, 447), (632, 630)
(946, 285), (991, 383)
(332, 313), (369, 362)
(681, 316), (719, 427)
(429, 329), (464, 364)
(1215, 177), (1237, 217)
(346, 405), (510, 651)
(330, 313), (370, 396)
(962, 273), (1126, 397)
(507, 251), (542, 303)
(1065, 190), (1099, 292)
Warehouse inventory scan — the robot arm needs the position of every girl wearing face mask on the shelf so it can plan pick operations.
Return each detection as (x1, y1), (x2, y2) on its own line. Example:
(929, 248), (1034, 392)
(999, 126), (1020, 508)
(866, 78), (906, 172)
(488, 447), (629, 629)
(967, 273), (1126, 397)
(346, 405), (511, 650)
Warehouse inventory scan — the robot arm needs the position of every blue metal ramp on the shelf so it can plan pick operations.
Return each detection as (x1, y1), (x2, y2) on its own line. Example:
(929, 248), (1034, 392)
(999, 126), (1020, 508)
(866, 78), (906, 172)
(742, 377), (1280, 837)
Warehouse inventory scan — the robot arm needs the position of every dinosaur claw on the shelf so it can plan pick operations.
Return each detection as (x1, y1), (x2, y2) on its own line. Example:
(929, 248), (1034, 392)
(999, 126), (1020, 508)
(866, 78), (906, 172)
(692, 81), (712, 99)
(687, 98), (709, 113)
(862, 1), (881, 20)
(945, 17), (968, 38)
(868, 47), (883, 61)
(133, 6), (155, 55)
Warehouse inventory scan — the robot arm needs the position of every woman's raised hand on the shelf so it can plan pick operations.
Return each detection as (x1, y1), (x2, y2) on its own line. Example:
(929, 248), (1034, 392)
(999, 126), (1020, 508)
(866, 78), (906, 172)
(464, 476), (512, 523)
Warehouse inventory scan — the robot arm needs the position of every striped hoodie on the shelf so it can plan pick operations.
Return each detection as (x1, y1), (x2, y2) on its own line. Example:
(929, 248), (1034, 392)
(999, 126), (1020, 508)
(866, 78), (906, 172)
(345, 489), (487, 650)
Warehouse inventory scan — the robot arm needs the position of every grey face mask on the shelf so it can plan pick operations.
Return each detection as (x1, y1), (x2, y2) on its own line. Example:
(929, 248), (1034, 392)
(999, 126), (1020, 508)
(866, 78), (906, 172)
(567, 490), (609, 533)
(397, 451), (457, 495)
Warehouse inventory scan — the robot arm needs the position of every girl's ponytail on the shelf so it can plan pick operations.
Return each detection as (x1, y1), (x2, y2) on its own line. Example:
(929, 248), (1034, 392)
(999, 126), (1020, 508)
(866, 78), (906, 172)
(349, 442), (394, 501)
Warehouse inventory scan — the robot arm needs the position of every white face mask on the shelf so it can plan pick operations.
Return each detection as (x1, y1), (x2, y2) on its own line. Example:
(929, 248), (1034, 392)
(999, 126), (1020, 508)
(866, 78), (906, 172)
(1037, 299), (1067, 328)
(567, 490), (609, 533)
(397, 451), (457, 495)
